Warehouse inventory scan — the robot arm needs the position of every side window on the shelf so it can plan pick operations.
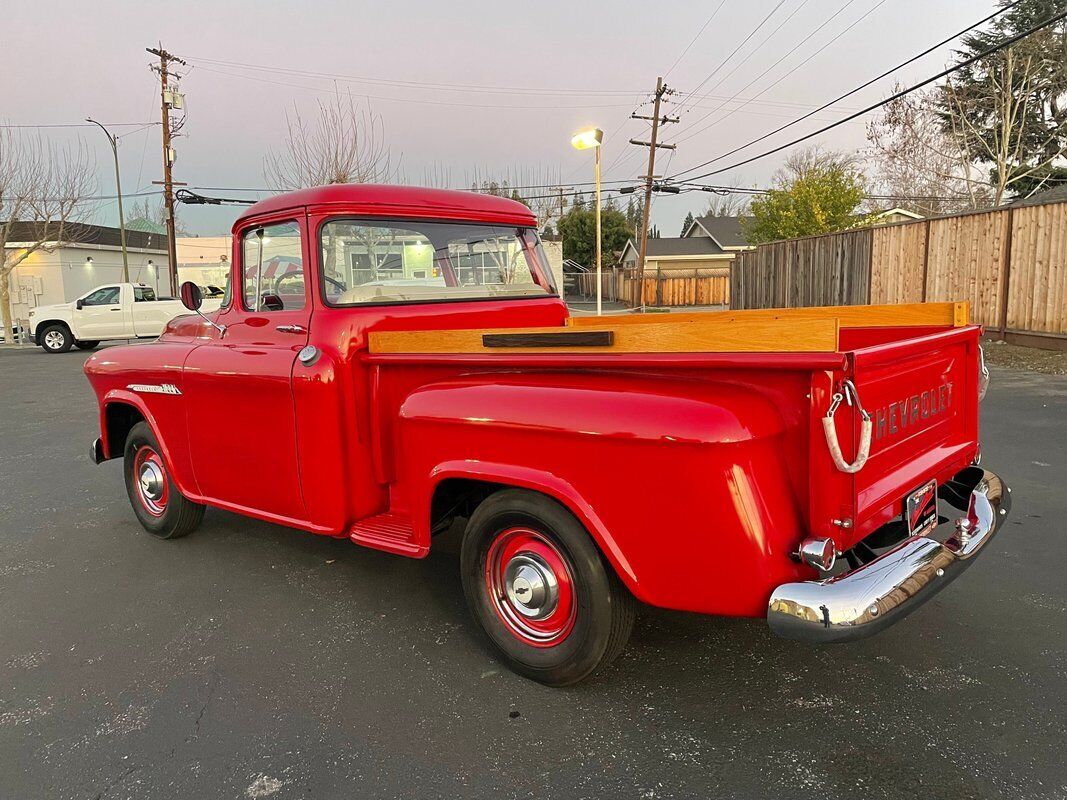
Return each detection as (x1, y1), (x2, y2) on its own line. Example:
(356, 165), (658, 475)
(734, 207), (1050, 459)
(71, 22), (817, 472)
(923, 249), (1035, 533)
(133, 287), (156, 302)
(241, 221), (304, 311)
(83, 286), (121, 306)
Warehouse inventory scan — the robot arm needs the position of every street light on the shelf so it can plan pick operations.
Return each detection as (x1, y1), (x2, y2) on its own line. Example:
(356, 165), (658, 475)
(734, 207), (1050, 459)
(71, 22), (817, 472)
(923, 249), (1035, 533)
(86, 118), (130, 283)
(571, 127), (603, 316)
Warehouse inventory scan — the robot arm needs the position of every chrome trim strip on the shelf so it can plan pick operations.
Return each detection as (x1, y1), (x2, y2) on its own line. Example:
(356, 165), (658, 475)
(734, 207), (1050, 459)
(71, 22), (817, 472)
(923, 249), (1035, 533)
(767, 467), (1011, 643)
(126, 383), (181, 396)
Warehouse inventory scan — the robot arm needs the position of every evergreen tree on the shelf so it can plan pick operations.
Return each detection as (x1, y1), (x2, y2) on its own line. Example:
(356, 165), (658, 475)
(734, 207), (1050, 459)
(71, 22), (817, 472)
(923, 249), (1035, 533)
(680, 211), (695, 237)
(938, 0), (1067, 199)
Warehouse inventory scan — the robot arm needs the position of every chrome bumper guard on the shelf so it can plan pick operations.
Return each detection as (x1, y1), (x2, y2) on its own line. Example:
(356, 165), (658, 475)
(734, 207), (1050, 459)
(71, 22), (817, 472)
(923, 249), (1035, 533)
(90, 437), (107, 465)
(767, 467), (1011, 643)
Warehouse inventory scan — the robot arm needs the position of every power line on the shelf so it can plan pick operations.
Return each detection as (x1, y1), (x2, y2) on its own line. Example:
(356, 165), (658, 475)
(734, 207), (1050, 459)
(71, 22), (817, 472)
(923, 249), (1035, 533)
(669, 0), (870, 146)
(673, 0), (817, 119)
(192, 65), (638, 110)
(668, 0), (1035, 182)
(671, 0), (790, 119)
(669, 0), (1015, 173)
(663, 0), (729, 78)
(184, 55), (646, 97)
(0, 122), (158, 129)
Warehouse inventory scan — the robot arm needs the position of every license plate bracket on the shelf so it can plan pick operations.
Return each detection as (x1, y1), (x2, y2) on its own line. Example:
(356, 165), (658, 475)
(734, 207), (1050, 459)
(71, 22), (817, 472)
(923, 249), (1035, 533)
(905, 479), (938, 535)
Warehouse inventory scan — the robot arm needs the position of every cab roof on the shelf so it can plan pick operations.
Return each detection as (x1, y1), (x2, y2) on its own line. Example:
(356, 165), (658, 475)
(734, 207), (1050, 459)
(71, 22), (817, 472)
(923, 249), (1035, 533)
(238, 184), (538, 230)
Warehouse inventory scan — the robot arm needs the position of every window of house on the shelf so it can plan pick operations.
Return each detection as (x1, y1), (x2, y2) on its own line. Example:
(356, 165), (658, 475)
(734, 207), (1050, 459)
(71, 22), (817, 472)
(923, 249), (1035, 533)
(241, 221), (305, 311)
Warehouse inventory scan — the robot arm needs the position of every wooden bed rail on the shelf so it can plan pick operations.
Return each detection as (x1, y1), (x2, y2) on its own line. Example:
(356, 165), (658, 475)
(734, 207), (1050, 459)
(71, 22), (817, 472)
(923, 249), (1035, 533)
(565, 301), (969, 329)
(368, 316), (840, 355)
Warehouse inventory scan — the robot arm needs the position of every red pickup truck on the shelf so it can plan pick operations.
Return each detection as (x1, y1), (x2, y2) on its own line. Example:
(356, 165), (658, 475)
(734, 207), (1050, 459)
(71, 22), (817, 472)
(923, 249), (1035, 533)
(84, 185), (1010, 686)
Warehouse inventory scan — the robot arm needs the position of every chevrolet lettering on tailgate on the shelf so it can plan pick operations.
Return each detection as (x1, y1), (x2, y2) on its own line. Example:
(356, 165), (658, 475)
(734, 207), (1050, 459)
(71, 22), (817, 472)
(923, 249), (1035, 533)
(874, 382), (954, 441)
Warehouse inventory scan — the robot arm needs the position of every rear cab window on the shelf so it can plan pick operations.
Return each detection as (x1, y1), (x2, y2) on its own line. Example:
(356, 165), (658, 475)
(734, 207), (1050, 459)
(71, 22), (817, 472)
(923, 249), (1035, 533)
(318, 218), (554, 306)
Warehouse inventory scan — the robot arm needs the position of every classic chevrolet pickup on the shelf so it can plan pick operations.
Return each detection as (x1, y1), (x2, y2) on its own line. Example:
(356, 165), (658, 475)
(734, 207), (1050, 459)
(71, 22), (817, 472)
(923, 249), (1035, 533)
(84, 184), (1010, 685)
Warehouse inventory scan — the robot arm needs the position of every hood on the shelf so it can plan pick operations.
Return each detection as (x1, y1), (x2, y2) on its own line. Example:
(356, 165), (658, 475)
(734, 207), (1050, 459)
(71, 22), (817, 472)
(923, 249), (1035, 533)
(29, 301), (73, 317)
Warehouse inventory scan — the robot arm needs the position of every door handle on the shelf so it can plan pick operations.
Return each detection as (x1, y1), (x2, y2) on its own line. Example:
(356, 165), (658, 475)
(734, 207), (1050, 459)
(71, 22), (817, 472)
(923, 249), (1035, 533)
(276, 324), (308, 334)
(109, 308), (122, 312)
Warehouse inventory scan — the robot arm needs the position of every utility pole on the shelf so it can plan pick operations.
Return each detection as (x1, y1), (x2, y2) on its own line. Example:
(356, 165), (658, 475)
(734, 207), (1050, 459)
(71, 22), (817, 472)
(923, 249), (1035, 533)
(85, 119), (129, 283)
(147, 45), (185, 296)
(629, 78), (677, 308)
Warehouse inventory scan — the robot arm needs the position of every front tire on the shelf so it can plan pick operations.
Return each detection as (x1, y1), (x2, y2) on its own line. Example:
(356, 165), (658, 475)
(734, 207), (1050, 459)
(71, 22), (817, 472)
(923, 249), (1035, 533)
(40, 324), (73, 353)
(75, 340), (100, 350)
(460, 489), (635, 686)
(123, 421), (204, 539)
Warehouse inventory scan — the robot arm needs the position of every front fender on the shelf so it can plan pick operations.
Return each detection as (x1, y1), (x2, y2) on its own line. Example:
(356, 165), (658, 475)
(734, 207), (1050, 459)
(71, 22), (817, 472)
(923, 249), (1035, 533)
(97, 389), (199, 499)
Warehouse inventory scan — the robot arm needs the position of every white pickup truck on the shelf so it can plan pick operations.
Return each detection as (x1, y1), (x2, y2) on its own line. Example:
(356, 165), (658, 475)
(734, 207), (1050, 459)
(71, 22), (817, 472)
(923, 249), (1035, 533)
(29, 283), (223, 353)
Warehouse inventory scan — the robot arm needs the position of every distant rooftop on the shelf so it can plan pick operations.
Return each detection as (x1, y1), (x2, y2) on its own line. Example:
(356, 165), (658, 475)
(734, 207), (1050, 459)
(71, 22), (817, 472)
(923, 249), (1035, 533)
(2, 221), (168, 251)
(1011, 184), (1067, 207)
(687, 215), (750, 248)
(125, 216), (167, 235)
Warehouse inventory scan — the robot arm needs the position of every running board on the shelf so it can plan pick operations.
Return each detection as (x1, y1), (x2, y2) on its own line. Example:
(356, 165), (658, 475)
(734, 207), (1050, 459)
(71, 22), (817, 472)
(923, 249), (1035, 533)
(349, 512), (426, 558)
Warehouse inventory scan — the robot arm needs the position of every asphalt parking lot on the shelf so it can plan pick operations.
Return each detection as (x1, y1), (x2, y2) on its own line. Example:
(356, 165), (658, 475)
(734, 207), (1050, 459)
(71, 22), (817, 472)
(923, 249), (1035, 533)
(1, 344), (1065, 800)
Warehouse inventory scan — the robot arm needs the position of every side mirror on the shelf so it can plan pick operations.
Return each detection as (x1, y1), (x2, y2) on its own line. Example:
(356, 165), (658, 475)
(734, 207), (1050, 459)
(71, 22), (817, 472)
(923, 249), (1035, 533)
(179, 280), (226, 337)
(179, 281), (203, 311)
(75, 299), (84, 310)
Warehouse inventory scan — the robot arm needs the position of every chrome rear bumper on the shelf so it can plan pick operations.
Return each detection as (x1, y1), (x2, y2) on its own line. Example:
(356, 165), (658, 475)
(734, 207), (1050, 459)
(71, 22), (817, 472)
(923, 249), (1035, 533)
(767, 467), (1010, 643)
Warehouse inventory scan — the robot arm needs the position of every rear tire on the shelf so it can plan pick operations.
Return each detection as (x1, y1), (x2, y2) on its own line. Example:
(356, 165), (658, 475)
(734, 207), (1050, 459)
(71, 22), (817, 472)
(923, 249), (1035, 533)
(75, 340), (100, 350)
(460, 488), (635, 686)
(40, 324), (73, 353)
(123, 421), (204, 539)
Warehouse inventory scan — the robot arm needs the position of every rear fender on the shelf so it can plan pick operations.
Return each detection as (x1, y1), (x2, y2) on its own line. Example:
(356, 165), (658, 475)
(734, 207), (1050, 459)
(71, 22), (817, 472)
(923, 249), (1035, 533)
(396, 374), (799, 610)
(424, 460), (640, 592)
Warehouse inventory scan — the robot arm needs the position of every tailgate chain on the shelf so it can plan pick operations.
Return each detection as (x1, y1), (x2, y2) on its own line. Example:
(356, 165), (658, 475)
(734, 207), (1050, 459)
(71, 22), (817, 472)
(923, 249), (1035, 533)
(823, 379), (873, 474)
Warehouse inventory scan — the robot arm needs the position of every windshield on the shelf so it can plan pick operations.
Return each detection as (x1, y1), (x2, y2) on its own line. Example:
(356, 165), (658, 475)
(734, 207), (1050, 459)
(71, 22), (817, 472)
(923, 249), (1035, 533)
(319, 218), (554, 306)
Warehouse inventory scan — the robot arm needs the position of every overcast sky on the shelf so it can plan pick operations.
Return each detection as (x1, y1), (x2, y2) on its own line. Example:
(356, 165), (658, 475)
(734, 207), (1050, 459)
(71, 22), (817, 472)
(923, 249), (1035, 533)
(3, 0), (992, 236)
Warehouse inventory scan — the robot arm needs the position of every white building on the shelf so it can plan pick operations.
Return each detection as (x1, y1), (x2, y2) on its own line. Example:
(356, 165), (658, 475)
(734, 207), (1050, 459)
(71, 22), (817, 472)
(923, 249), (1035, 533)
(3, 222), (170, 327)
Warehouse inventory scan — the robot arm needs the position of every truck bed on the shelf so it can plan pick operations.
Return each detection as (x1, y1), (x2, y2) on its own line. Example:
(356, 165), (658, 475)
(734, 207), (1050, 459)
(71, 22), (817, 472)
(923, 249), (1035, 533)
(364, 301), (980, 564)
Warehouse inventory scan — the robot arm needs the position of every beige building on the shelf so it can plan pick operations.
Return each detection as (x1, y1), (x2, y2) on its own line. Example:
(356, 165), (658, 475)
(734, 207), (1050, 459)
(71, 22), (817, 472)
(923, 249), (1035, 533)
(176, 235), (233, 289)
(619, 215), (754, 273)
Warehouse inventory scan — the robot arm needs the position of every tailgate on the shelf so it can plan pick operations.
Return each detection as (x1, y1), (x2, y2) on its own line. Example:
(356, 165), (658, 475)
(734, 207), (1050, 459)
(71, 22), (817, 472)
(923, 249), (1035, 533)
(820, 326), (981, 544)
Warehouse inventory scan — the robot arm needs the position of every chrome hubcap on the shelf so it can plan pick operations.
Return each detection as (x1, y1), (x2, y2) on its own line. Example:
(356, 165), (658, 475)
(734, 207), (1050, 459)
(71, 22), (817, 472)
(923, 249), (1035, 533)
(504, 553), (559, 620)
(138, 461), (165, 503)
(44, 330), (64, 349)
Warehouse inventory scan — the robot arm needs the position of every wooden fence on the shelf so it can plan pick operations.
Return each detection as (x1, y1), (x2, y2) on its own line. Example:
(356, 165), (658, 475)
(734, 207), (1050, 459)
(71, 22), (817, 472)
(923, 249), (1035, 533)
(572, 268), (730, 308)
(731, 198), (1067, 346)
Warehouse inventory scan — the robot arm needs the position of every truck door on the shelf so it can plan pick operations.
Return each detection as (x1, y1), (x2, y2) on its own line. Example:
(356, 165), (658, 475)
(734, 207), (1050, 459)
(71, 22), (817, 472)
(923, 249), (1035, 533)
(181, 218), (312, 523)
(130, 285), (167, 337)
(76, 285), (127, 339)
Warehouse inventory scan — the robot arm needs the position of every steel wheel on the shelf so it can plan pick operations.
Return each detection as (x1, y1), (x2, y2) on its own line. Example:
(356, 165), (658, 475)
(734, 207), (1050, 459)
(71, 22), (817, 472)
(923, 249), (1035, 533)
(132, 445), (169, 517)
(485, 527), (577, 647)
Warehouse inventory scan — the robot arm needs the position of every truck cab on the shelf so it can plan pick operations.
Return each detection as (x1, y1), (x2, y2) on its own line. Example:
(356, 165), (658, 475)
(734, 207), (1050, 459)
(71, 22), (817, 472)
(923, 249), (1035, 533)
(84, 184), (1011, 686)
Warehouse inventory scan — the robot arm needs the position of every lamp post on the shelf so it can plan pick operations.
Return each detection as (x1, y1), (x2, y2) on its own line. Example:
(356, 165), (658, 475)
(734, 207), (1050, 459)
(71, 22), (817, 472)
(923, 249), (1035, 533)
(86, 118), (130, 283)
(571, 127), (603, 316)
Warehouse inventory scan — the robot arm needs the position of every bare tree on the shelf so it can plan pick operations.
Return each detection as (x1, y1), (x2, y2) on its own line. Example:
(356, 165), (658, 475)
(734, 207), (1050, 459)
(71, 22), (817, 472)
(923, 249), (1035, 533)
(866, 87), (990, 215)
(0, 130), (95, 340)
(702, 189), (750, 218)
(943, 47), (1067, 205)
(263, 94), (398, 190)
